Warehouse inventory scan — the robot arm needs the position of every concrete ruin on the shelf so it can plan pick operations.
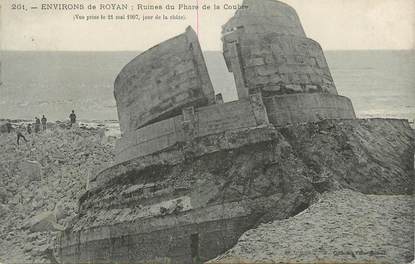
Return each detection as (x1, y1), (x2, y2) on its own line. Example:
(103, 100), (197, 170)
(111, 0), (355, 165)
(55, 1), (413, 263)
(222, 0), (355, 125)
(114, 27), (215, 134)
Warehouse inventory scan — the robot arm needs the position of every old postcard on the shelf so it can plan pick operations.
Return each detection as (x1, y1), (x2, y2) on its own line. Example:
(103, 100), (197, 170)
(0, 0), (414, 263)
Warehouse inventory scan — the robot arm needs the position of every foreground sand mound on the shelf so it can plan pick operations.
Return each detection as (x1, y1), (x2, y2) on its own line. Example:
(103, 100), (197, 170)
(208, 190), (414, 264)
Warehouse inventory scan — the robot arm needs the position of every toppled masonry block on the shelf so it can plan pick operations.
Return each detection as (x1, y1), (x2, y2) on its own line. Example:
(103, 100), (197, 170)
(114, 26), (215, 135)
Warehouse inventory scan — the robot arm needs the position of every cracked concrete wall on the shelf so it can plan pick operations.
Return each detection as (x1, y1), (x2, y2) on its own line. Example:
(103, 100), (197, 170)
(114, 26), (215, 135)
(222, 0), (338, 98)
(114, 95), (269, 164)
(91, 126), (277, 189)
(222, 0), (355, 125)
(263, 93), (356, 126)
(58, 213), (254, 264)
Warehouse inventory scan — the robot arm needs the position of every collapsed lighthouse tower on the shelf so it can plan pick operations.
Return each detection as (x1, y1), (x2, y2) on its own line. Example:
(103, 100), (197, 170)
(55, 1), (404, 264)
(222, 0), (355, 125)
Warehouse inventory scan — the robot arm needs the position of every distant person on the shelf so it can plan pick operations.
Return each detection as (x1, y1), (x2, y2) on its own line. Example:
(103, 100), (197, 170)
(6, 122), (12, 133)
(27, 123), (32, 134)
(41, 115), (47, 131)
(16, 128), (28, 145)
(69, 110), (77, 127)
(34, 117), (41, 133)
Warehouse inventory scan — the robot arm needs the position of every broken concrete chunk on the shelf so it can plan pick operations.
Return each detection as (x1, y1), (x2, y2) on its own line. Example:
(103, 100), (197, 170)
(19, 160), (42, 182)
(29, 211), (65, 233)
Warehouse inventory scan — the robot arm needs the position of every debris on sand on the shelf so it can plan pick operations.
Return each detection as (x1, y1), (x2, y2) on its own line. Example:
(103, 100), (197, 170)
(0, 123), (115, 263)
(208, 190), (414, 264)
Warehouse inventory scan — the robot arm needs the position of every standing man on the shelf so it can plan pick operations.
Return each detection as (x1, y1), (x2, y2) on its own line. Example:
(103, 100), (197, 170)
(34, 117), (41, 133)
(26, 123), (32, 134)
(69, 110), (77, 127)
(16, 127), (28, 145)
(41, 115), (47, 131)
(6, 121), (11, 133)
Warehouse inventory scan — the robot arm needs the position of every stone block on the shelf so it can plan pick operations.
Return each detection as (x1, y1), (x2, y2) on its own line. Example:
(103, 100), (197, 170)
(263, 85), (282, 93)
(0, 204), (10, 216)
(255, 65), (277, 76)
(264, 93), (356, 126)
(316, 57), (328, 68)
(264, 56), (274, 64)
(305, 85), (320, 93)
(29, 211), (65, 232)
(246, 57), (265, 67)
(269, 74), (283, 84)
(309, 73), (323, 84)
(285, 84), (303, 93)
(299, 73), (310, 83)
(19, 160), (42, 182)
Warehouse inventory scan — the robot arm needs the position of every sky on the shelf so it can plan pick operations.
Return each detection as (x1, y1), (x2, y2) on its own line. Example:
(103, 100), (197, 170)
(1, 0), (414, 51)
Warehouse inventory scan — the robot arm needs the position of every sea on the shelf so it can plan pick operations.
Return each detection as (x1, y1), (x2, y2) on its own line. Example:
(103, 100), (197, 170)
(0, 50), (414, 123)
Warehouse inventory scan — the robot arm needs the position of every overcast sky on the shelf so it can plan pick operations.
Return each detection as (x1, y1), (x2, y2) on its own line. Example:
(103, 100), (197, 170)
(1, 0), (414, 51)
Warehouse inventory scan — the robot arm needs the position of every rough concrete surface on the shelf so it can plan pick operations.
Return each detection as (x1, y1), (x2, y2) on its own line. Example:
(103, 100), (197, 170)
(222, 0), (306, 38)
(263, 93), (355, 126)
(222, 0), (338, 98)
(114, 97), (262, 164)
(114, 27), (215, 134)
(207, 190), (414, 264)
(57, 118), (414, 264)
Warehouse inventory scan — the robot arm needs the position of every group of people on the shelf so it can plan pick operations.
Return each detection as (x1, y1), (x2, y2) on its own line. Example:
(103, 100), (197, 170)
(15, 110), (77, 145)
(16, 115), (48, 145)
(26, 115), (48, 134)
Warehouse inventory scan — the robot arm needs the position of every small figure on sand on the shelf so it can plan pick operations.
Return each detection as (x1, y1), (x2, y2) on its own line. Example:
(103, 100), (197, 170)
(27, 123), (32, 134)
(41, 115), (47, 131)
(69, 110), (77, 127)
(16, 128), (28, 145)
(34, 117), (41, 133)
(6, 121), (12, 133)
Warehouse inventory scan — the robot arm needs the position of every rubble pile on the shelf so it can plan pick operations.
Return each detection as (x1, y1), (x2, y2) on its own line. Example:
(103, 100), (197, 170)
(0, 124), (115, 263)
(209, 190), (414, 264)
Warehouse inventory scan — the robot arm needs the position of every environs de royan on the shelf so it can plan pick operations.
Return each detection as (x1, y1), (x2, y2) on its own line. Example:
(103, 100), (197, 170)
(40, 3), (248, 10)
